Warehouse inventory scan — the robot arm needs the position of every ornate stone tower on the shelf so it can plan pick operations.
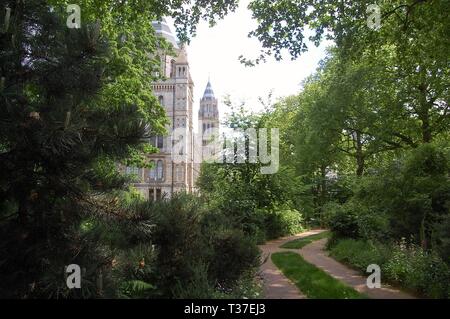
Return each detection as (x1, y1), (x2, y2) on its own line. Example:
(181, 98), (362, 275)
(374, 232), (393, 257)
(126, 19), (195, 200)
(198, 80), (219, 162)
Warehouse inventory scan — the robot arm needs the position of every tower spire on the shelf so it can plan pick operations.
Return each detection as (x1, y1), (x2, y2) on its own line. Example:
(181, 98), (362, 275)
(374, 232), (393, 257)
(202, 78), (215, 100)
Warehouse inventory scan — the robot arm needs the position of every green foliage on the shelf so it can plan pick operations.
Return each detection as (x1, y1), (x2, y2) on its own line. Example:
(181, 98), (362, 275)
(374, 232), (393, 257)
(329, 238), (450, 298)
(384, 240), (450, 299)
(198, 161), (305, 243)
(171, 262), (217, 299)
(433, 214), (450, 265)
(328, 239), (390, 272)
(263, 209), (305, 240)
(325, 204), (359, 239)
(149, 194), (207, 297)
(0, 0), (244, 299)
(0, 0), (148, 297)
(208, 229), (260, 289)
(118, 280), (156, 299)
(354, 144), (449, 250)
(272, 252), (366, 299)
(129, 194), (262, 299)
(197, 100), (308, 244)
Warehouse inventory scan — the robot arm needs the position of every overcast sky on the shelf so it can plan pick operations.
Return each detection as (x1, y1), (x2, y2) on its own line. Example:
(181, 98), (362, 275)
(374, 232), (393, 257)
(168, 1), (332, 124)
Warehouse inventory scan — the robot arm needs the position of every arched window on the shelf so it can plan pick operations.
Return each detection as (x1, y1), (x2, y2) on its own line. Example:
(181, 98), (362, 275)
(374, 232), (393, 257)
(149, 161), (156, 181)
(156, 160), (164, 180)
(158, 95), (164, 106)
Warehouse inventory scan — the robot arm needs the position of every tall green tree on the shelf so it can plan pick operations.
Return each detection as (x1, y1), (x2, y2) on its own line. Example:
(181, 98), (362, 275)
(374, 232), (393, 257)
(0, 0), (238, 298)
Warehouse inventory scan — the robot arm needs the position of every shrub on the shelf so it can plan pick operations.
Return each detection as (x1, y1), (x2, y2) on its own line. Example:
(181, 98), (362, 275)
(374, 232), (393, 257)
(350, 144), (449, 250)
(356, 209), (391, 242)
(264, 209), (304, 240)
(150, 194), (209, 297)
(326, 204), (359, 239)
(171, 262), (217, 299)
(328, 237), (450, 298)
(328, 238), (390, 272)
(208, 229), (260, 288)
(113, 244), (157, 298)
(384, 240), (450, 298)
(321, 202), (343, 226)
(130, 194), (262, 298)
(432, 214), (450, 265)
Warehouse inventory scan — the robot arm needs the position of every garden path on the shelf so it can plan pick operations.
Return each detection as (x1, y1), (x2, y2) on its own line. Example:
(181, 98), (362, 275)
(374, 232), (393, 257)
(259, 230), (415, 299)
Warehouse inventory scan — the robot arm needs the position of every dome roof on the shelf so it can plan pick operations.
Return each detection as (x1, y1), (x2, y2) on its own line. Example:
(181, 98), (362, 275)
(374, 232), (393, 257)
(152, 18), (179, 49)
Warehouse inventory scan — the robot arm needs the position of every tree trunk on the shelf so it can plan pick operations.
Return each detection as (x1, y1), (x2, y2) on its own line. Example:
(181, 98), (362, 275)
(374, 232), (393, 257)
(420, 216), (428, 250)
(418, 78), (432, 143)
(355, 131), (365, 176)
(420, 110), (432, 143)
(320, 164), (327, 205)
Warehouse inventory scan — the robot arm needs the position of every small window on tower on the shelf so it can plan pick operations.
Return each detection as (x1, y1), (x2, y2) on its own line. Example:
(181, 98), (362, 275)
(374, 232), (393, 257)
(158, 96), (164, 106)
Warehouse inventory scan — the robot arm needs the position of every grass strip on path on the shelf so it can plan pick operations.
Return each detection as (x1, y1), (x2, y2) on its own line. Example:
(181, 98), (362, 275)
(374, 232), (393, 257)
(280, 231), (330, 249)
(271, 252), (367, 299)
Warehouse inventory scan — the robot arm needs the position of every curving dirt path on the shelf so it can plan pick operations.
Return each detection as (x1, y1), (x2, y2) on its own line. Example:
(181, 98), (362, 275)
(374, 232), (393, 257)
(298, 238), (415, 299)
(258, 229), (325, 299)
(259, 230), (415, 299)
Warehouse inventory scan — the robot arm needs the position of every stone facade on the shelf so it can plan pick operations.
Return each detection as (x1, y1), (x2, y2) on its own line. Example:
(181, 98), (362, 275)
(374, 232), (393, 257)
(123, 19), (219, 200)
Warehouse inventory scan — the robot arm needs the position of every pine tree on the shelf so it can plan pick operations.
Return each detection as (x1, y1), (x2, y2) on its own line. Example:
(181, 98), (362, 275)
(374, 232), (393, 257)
(0, 0), (155, 298)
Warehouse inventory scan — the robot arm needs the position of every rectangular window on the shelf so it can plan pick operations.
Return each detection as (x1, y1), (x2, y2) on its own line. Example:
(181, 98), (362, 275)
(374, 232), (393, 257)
(149, 189), (154, 201)
(157, 136), (164, 149)
(176, 165), (184, 182)
(150, 136), (156, 147)
(149, 161), (156, 181)
(156, 160), (164, 180)
(156, 188), (162, 200)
